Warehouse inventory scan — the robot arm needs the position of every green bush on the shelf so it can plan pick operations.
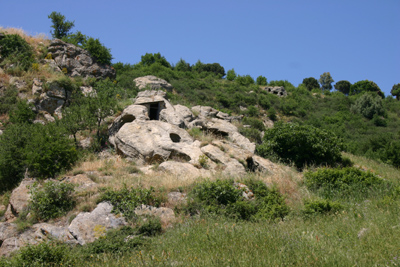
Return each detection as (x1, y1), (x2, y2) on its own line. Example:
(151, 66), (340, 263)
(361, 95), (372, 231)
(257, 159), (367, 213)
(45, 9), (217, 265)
(304, 167), (388, 199)
(6, 241), (73, 267)
(137, 217), (162, 236)
(0, 85), (18, 114)
(84, 37), (112, 65)
(0, 34), (35, 71)
(350, 80), (384, 98)
(302, 198), (344, 217)
(350, 93), (385, 119)
(186, 179), (289, 221)
(79, 226), (143, 257)
(256, 122), (344, 169)
(8, 100), (36, 124)
(29, 181), (75, 221)
(98, 186), (161, 221)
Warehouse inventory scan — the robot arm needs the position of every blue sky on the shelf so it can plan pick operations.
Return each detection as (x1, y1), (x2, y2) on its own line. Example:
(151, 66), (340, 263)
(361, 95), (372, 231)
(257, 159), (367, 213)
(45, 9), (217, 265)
(1, 0), (399, 95)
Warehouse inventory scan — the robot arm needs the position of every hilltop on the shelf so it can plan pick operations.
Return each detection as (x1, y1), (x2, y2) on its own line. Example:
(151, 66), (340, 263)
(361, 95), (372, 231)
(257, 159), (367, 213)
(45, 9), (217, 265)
(0, 26), (400, 266)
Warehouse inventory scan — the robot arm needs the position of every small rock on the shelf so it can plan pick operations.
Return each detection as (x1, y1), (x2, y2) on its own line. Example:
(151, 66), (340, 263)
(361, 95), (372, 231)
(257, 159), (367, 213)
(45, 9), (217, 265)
(168, 192), (187, 206)
(134, 204), (175, 225)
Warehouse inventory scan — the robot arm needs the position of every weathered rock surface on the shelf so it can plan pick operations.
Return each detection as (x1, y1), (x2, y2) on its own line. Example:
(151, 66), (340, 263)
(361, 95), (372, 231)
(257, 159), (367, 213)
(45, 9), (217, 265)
(35, 81), (71, 117)
(5, 178), (35, 221)
(60, 174), (97, 192)
(201, 144), (246, 176)
(229, 132), (256, 153)
(134, 204), (175, 225)
(158, 161), (211, 178)
(167, 192), (187, 206)
(47, 39), (115, 79)
(115, 120), (203, 164)
(108, 104), (149, 145)
(191, 106), (242, 122)
(68, 202), (127, 245)
(133, 75), (173, 92)
(250, 155), (277, 173)
(264, 86), (287, 97)
(32, 78), (43, 96)
(133, 90), (169, 105)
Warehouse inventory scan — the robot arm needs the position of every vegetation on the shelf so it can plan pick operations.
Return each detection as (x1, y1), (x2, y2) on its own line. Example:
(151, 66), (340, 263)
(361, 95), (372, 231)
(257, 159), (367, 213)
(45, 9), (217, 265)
(302, 77), (319, 91)
(319, 72), (334, 91)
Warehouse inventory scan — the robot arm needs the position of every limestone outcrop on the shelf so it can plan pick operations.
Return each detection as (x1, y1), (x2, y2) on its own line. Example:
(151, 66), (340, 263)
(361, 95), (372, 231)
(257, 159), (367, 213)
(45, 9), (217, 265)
(47, 39), (115, 79)
(133, 75), (173, 92)
(263, 86), (287, 97)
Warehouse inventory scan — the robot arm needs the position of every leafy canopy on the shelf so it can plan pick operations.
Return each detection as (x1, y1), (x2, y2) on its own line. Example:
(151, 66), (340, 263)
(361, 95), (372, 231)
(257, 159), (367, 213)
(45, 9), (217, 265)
(48, 11), (75, 39)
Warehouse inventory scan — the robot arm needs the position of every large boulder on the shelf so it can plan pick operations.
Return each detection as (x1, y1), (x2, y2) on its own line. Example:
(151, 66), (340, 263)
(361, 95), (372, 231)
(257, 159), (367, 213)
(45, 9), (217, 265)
(158, 161), (211, 179)
(201, 144), (246, 176)
(159, 104), (194, 129)
(264, 86), (287, 97)
(115, 120), (203, 164)
(47, 39), (115, 79)
(133, 75), (173, 92)
(5, 178), (35, 221)
(36, 81), (70, 117)
(68, 202), (127, 245)
(108, 104), (149, 145)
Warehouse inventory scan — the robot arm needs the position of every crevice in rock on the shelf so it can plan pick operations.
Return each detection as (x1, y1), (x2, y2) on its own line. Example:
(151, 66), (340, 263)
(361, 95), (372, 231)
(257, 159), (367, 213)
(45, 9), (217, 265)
(246, 157), (256, 172)
(170, 133), (181, 143)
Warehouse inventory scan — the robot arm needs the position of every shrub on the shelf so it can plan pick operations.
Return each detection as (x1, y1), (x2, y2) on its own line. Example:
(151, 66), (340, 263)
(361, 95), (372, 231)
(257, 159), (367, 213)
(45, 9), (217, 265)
(8, 100), (36, 124)
(137, 217), (162, 236)
(84, 37), (112, 65)
(350, 80), (384, 98)
(350, 93), (385, 119)
(48, 11), (75, 39)
(79, 226), (143, 257)
(304, 167), (388, 199)
(0, 34), (35, 70)
(186, 179), (289, 221)
(302, 198), (344, 217)
(0, 85), (18, 114)
(256, 122), (344, 169)
(9, 241), (73, 267)
(256, 75), (267, 86)
(302, 77), (320, 91)
(98, 186), (161, 221)
(29, 181), (76, 221)
(226, 69), (237, 81)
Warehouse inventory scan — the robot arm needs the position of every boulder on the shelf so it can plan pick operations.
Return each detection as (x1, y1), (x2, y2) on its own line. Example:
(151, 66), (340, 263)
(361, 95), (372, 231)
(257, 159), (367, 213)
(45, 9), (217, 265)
(159, 104), (194, 129)
(200, 144), (246, 176)
(264, 86), (287, 97)
(158, 161), (210, 179)
(191, 106), (242, 122)
(32, 78), (43, 96)
(60, 174), (97, 192)
(229, 132), (256, 153)
(115, 120), (203, 164)
(133, 90), (169, 105)
(68, 202), (127, 245)
(9, 77), (27, 90)
(250, 155), (277, 174)
(203, 118), (238, 136)
(133, 75), (173, 92)
(47, 39), (115, 79)
(0, 222), (18, 242)
(134, 204), (175, 225)
(167, 192), (187, 206)
(5, 178), (35, 221)
(211, 140), (253, 162)
(108, 104), (149, 145)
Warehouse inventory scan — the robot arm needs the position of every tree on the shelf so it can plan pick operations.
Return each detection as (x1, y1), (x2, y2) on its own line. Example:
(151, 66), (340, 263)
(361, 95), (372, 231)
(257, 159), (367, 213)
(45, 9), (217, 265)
(334, 80), (352, 95)
(256, 75), (267, 86)
(302, 77), (320, 91)
(319, 72), (334, 91)
(84, 37), (112, 65)
(350, 93), (385, 119)
(226, 69), (237, 81)
(140, 53), (171, 68)
(175, 58), (191, 72)
(48, 11), (75, 39)
(350, 80), (384, 98)
(391, 83), (400, 100)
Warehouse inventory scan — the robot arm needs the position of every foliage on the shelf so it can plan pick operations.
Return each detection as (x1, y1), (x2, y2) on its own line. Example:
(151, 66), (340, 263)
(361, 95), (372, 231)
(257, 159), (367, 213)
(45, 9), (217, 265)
(304, 167), (388, 199)
(193, 62), (225, 77)
(98, 186), (161, 221)
(334, 80), (352, 95)
(186, 178), (288, 221)
(302, 77), (320, 91)
(140, 52), (171, 68)
(226, 68), (237, 81)
(350, 93), (385, 119)
(8, 100), (36, 124)
(391, 83), (400, 100)
(7, 241), (73, 267)
(174, 58), (191, 72)
(257, 122), (344, 169)
(84, 37), (112, 65)
(29, 181), (76, 221)
(79, 226), (144, 257)
(256, 75), (267, 86)
(235, 75), (255, 86)
(24, 123), (78, 178)
(0, 85), (18, 114)
(137, 217), (163, 236)
(0, 34), (35, 70)
(48, 11), (75, 39)
(302, 198), (344, 217)
(319, 72), (334, 91)
(350, 80), (384, 98)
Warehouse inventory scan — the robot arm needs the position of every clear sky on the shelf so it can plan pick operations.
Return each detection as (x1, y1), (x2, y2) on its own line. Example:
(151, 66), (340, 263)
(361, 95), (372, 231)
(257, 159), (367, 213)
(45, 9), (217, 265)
(1, 0), (399, 95)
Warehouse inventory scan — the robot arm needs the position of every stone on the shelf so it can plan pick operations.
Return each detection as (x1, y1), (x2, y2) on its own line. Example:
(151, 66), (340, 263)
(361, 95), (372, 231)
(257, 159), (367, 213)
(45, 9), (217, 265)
(47, 39), (115, 79)
(68, 202), (127, 245)
(200, 144), (246, 176)
(158, 161), (210, 179)
(32, 78), (43, 96)
(44, 113), (55, 122)
(32, 223), (78, 245)
(134, 204), (175, 225)
(9, 77), (27, 90)
(0, 222), (18, 242)
(5, 178), (35, 221)
(167, 192), (187, 206)
(211, 140), (253, 163)
(37, 94), (65, 115)
(115, 120), (203, 164)
(133, 75), (173, 92)
(250, 155), (277, 174)
(80, 86), (94, 96)
(264, 86), (287, 97)
(0, 129), (3, 136)
(229, 132), (256, 153)
(203, 118), (238, 136)
(234, 182), (255, 200)
(159, 104), (194, 129)
(60, 174), (97, 192)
